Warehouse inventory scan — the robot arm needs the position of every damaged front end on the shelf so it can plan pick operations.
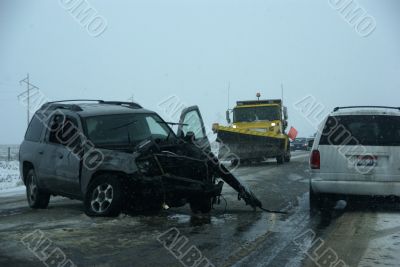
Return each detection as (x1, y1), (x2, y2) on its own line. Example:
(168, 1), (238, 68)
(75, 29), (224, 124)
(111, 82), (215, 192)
(131, 138), (265, 213)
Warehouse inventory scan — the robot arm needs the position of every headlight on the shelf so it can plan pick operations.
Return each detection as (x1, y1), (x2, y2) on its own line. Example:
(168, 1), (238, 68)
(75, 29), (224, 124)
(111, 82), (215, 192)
(271, 122), (276, 127)
(232, 124), (237, 128)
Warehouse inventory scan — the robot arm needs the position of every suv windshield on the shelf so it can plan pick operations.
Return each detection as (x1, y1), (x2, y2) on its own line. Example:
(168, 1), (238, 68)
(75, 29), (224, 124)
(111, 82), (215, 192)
(233, 106), (280, 123)
(320, 115), (400, 146)
(84, 113), (175, 147)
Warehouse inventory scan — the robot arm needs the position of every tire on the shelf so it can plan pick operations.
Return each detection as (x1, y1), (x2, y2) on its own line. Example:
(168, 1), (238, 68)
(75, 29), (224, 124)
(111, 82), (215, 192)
(190, 197), (212, 214)
(26, 169), (50, 209)
(284, 153), (291, 163)
(309, 185), (320, 213)
(276, 155), (284, 165)
(84, 174), (123, 217)
(310, 185), (334, 213)
(284, 140), (291, 162)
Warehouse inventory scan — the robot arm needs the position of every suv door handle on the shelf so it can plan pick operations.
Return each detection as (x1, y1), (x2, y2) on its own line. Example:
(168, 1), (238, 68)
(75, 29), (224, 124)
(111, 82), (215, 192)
(58, 153), (64, 159)
(38, 151), (44, 155)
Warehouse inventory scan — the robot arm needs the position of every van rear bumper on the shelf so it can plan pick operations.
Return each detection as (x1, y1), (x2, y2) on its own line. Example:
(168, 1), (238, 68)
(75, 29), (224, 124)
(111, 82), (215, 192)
(311, 180), (400, 196)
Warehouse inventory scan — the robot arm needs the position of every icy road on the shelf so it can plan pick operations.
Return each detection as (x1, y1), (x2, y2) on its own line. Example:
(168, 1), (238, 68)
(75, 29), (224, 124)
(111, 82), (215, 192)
(1, 151), (400, 267)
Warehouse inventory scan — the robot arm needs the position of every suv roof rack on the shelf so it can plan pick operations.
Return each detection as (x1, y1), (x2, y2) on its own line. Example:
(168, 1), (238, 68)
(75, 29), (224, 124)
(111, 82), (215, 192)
(40, 103), (84, 112)
(45, 99), (104, 104)
(333, 106), (400, 112)
(101, 101), (142, 109)
(40, 99), (143, 112)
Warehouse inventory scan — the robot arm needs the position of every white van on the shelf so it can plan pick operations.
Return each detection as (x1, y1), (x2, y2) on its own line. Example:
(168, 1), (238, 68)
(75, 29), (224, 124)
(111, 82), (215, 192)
(309, 106), (400, 211)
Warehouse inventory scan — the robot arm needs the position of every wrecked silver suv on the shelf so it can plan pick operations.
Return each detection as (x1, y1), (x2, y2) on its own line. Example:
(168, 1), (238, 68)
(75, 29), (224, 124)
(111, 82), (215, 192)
(19, 100), (263, 217)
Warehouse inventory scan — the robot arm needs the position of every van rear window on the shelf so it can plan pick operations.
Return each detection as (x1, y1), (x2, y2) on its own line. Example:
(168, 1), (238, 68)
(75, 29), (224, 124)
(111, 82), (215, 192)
(320, 115), (400, 146)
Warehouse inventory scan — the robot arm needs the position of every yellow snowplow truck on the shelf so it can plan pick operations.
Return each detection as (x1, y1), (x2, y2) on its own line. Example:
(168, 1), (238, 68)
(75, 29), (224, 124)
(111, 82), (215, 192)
(213, 98), (291, 165)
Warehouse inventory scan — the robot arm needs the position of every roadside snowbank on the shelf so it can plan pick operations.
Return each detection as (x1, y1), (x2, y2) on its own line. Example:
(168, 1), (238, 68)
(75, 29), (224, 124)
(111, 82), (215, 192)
(0, 161), (23, 191)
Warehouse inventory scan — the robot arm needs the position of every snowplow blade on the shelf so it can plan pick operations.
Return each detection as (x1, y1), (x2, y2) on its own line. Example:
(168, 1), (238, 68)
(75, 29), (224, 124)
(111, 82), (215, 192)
(217, 129), (286, 160)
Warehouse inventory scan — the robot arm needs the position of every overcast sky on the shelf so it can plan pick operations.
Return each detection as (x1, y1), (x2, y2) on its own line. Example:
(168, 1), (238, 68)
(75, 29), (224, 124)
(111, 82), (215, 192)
(0, 0), (399, 144)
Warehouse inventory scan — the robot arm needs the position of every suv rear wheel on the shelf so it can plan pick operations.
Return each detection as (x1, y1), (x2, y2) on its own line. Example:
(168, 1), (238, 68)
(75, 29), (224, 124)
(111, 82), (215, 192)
(84, 174), (123, 217)
(26, 169), (50, 209)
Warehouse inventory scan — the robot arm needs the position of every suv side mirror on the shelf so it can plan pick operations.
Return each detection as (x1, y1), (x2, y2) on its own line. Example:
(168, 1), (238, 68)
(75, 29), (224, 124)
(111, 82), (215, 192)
(184, 131), (196, 143)
(226, 110), (231, 124)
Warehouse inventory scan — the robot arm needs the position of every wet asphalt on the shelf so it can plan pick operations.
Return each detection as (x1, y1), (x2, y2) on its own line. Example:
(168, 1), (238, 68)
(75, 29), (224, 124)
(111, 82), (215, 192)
(1, 150), (400, 267)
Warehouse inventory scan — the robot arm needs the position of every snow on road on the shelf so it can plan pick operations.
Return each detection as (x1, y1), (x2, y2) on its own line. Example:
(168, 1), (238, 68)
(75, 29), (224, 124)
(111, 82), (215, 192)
(359, 213), (400, 267)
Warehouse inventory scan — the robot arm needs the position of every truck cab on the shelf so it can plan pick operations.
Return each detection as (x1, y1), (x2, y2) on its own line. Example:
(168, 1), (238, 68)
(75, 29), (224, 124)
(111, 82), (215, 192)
(229, 100), (288, 135)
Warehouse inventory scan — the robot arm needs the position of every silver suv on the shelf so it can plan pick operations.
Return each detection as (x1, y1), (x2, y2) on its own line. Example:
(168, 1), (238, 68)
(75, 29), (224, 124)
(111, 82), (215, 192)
(19, 100), (262, 217)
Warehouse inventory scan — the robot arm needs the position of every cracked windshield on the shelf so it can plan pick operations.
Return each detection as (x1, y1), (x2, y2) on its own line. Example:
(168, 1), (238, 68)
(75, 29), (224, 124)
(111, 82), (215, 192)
(0, 1), (399, 267)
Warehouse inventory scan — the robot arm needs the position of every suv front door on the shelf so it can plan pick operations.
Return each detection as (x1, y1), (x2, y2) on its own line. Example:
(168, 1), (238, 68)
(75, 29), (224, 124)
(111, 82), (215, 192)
(45, 113), (82, 197)
(177, 106), (211, 151)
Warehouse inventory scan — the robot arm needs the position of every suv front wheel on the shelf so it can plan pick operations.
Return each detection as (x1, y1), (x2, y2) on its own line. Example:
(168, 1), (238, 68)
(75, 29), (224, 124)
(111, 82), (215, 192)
(190, 197), (212, 214)
(84, 174), (123, 217)
(26, 169), (50, 209)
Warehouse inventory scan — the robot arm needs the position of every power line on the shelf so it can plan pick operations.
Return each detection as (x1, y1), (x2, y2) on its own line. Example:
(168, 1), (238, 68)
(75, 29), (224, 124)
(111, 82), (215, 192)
(19, 74), (40, 126)
(128, 94), (135, 103)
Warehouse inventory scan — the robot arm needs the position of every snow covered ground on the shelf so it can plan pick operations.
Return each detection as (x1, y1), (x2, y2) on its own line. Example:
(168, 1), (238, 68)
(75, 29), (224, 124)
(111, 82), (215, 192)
(0, 161), (25, 196)
(0, 145), (19, 161)
(0, 145), (24, 197)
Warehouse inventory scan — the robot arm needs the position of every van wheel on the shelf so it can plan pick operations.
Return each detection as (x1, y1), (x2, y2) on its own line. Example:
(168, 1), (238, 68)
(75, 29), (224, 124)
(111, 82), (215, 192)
(310, 186), (334, 213)
(276, 155), (284, 165)
(26, 169), (50, 209)
(190, 197), (212, 214)
(84, 174), (123, 217)
(309, 186), (321, 213)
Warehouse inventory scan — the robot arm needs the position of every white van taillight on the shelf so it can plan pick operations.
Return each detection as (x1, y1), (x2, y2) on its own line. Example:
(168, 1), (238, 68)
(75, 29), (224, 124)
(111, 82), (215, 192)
(310, 150), (320, 169)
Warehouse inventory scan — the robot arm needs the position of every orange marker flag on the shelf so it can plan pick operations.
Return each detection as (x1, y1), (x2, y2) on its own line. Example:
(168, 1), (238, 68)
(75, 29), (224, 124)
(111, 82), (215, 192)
(288, 127), (298, 141)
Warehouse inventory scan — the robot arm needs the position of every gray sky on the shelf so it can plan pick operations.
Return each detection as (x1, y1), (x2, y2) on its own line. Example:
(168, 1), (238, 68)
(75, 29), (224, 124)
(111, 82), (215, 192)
(0, 0), (399, 144)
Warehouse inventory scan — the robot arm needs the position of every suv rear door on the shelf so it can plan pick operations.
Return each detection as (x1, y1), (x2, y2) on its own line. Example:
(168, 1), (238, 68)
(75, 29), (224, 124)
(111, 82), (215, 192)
(317, 114), (400, 181)
(177, 106), (211, 150)
(20, 114), (47, 187)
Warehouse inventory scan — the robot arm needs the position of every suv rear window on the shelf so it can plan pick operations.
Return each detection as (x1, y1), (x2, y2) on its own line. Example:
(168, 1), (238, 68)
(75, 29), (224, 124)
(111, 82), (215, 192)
(320, 115), (400, 146)
(25, 115), (44, 142)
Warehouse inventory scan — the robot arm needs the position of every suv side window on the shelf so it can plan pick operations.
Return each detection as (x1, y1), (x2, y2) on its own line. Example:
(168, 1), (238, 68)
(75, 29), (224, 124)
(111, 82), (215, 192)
(181, 110), (205, 139)
(25, 115), (44, 142)
(48, 115), (80, 147)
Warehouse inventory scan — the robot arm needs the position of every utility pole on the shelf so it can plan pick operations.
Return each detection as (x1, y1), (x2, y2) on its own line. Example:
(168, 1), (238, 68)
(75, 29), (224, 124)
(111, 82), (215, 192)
(227, 81), (230, 110)
(128, 94), (135, 103)
(19, 73), (39, 126)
